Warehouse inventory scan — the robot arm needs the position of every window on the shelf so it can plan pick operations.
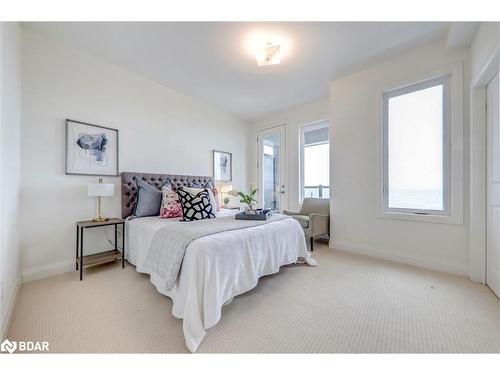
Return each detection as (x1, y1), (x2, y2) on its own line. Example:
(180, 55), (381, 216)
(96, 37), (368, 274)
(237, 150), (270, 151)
(383, 75), (451, 216)
(263, 144), (274, 156)
(300, 121), (330, 201)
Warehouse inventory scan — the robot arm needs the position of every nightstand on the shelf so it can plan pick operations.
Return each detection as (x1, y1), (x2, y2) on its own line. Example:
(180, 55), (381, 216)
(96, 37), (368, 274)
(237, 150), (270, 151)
(76, 218), (125, 280)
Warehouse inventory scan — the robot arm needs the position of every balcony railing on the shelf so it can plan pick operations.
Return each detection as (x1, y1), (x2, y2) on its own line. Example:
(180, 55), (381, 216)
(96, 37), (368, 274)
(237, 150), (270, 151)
(304, 185), (330, 199)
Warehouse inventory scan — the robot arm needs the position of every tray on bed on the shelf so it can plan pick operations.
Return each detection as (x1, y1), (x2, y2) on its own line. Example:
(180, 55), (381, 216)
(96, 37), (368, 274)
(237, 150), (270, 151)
(235, 209), (272, 221)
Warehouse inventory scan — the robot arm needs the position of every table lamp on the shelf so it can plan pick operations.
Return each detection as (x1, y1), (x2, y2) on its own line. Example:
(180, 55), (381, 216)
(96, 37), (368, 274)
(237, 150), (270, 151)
(219, 183), (233, 207)
(88, 178), (114, 222)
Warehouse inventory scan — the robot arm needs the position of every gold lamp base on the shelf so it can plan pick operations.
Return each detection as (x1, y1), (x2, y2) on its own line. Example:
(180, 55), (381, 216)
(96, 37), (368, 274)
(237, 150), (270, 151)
(92, 216), (109, 223)
(89, 179), (114, 223)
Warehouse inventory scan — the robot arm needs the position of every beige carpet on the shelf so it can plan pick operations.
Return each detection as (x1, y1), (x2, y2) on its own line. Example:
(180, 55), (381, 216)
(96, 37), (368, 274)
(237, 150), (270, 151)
(8, 243), (500, 353)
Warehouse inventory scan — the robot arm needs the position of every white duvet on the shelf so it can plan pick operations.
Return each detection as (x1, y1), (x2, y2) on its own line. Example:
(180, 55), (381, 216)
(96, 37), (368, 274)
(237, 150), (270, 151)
(125, 209), (315, 352)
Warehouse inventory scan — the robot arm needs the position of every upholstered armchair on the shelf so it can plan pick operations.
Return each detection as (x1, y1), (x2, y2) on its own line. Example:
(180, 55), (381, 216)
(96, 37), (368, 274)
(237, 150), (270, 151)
(283, 198), (330, 252)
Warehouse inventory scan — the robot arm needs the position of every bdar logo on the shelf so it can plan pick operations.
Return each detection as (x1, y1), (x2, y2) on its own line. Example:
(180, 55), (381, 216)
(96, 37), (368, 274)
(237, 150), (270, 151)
(0, 339), (49, 353)
(1, 339), (17, 354)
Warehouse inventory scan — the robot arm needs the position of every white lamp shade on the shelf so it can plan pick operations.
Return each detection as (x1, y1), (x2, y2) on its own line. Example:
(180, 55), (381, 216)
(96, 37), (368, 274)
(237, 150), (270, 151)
(88, 183), (114, 197)
(220, 184), (233, 193)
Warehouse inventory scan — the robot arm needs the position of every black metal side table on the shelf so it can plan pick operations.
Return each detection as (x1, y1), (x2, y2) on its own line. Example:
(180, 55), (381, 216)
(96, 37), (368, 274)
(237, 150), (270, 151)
(76, 218), (125, 280)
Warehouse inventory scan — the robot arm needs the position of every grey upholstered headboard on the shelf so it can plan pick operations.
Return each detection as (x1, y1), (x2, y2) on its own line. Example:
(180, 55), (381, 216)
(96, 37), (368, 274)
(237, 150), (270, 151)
(121, 172), (214, 219)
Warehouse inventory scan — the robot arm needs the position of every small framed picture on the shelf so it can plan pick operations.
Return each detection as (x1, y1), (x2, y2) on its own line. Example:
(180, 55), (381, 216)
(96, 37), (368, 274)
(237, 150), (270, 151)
(213, 150), (232, 182)
(66, 119), (119, 176)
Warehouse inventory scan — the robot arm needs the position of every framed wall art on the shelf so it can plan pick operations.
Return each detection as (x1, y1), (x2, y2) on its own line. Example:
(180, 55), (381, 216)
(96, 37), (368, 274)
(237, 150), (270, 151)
(213, 150), (232, 182)
(66, 119), (119, 176)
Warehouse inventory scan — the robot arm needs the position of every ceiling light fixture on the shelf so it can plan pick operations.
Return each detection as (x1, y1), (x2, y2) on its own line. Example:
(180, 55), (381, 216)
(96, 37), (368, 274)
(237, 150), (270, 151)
(244, 30), (291, 67)
(255, 42), (281, 67)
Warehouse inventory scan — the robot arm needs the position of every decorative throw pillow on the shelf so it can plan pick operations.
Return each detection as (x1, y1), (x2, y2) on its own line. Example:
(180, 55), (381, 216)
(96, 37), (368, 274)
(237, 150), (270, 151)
(189, 181), (219, 208)
(134, 178), (163, 217)
(182, 187), (219, 212)
(177, 187), (215, 221)
(159, 186), (183, 218)
(211, 188), (221, 209)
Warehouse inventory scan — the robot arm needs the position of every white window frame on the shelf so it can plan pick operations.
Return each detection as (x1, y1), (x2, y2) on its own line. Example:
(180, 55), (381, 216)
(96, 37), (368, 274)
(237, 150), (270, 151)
(299, 120), (330, 202)
(378, 64), (463, 224)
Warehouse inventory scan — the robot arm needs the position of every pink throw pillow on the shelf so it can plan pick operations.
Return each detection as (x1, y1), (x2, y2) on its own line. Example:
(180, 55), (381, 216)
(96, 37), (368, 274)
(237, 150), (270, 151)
(159, 188), (183, 218)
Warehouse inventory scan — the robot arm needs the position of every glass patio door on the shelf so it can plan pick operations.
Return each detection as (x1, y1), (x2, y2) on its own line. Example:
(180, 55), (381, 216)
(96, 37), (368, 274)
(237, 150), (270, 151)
(257, 124), (286, 212)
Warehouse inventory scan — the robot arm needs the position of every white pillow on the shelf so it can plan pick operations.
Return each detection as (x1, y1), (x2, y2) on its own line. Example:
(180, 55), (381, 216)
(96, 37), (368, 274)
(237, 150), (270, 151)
(182, 187), (218, 212)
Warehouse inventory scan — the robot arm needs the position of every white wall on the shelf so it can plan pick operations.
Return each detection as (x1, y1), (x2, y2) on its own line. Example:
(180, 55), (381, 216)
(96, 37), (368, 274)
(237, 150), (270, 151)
(20, 28), (249, 281)
(330, 41), (470, 275)
(248, 98), (329, 212)
(0, 22), (22, 337)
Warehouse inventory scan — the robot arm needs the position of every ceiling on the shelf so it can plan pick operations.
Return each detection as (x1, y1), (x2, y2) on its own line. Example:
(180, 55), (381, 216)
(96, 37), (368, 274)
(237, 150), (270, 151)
(25, 22), (452, 122)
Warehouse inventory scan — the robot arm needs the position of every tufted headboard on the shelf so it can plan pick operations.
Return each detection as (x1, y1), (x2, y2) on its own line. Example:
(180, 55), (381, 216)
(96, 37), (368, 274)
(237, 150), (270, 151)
(121, 172), (214, 219)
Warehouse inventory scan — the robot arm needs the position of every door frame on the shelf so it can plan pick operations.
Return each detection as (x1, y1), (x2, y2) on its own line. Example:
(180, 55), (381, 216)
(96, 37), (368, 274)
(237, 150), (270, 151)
(486, 72), (500, 296)
(470, 43), (500, 283)
(257, 123), (287, 211)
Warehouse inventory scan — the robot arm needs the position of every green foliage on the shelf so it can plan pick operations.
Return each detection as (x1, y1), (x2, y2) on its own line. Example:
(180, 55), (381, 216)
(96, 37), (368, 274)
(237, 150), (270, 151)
(237, 188), (258, 206)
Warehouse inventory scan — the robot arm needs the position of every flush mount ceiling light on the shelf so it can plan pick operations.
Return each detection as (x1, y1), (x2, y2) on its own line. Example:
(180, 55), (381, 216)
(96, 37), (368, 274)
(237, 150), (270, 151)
(255, 43), (281, 66)
(244, 30), (292, 67)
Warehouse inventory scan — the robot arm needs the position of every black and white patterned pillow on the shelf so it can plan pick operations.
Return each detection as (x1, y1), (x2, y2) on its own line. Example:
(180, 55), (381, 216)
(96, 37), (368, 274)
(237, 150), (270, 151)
(177, 187), (216, 221)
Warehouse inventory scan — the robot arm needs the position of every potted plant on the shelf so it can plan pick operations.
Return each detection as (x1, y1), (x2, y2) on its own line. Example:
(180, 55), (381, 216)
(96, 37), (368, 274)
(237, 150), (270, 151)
(237, 188), (258, 214)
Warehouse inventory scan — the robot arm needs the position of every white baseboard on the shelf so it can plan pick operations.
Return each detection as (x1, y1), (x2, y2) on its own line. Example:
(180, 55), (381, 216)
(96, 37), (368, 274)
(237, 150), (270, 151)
(22, 259), (75, 283)
(1, 274), (22, 340)
(20, 240), (469, 283)
(332, 240), (468, 276)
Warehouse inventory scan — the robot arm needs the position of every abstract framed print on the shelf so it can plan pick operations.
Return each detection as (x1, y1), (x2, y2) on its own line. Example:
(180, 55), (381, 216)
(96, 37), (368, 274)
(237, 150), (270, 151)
(213, 150), (232, 182)
(65, 119), (119, 176)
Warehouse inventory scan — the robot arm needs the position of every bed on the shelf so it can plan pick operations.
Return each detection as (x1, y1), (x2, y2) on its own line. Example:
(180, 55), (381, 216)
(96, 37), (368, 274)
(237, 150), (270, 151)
(122, 172), (317, 352)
